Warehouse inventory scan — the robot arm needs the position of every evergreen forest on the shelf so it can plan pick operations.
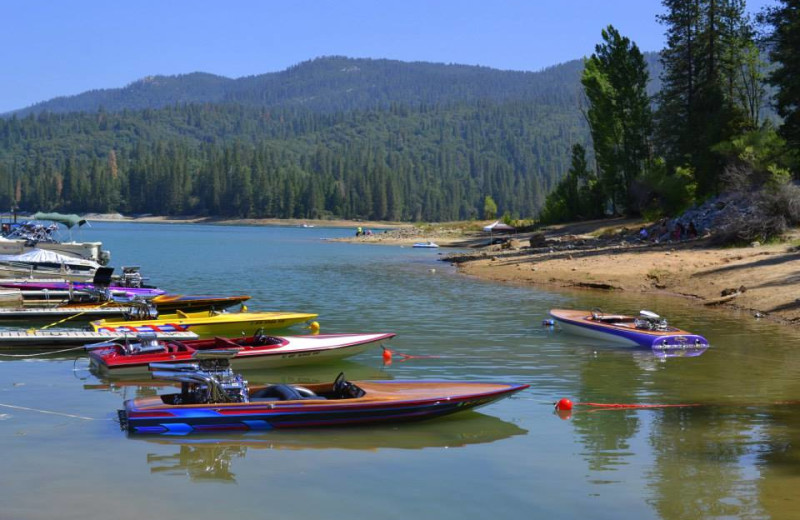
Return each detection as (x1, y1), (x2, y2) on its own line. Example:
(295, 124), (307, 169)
(0, 57), (602, 220)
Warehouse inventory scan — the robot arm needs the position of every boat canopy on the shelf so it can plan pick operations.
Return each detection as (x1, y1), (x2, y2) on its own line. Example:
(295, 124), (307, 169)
(0, 248), (100, 268)
(32, 212), (88, 229)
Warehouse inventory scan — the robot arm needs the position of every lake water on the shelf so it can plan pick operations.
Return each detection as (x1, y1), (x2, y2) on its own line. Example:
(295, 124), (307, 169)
(1, 222), (799, 520)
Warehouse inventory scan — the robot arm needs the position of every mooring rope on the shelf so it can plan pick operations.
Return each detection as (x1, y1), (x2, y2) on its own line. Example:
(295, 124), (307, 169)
(0, 402), (99, 421)
(0, 345), (90, 358)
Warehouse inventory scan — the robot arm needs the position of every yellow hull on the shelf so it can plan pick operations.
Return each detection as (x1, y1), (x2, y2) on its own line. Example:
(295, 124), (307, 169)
(90, 310), (318, 339)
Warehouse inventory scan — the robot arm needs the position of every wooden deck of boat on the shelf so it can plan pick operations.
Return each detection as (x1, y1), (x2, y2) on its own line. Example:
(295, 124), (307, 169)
(0, 329), (198, 349)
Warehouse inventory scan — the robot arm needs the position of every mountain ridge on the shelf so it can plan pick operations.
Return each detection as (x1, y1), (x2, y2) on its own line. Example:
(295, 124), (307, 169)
(6, 55), (607, 117)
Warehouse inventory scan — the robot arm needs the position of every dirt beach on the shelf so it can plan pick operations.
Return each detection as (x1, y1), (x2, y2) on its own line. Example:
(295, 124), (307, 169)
(340, 219), (800, 325)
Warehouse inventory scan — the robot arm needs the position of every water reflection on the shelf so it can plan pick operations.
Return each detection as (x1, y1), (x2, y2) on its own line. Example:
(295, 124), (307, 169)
(132, 413), (528, 482)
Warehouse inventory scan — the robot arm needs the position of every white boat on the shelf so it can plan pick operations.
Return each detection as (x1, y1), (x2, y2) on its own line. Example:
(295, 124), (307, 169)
(87, 332), (397, 376)
(0, 249), (101, 281)
(413, 241), (439, 248)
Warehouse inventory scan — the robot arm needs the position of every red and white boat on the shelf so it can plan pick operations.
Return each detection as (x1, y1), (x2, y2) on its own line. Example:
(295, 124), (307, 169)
(87, 332), (395, 376)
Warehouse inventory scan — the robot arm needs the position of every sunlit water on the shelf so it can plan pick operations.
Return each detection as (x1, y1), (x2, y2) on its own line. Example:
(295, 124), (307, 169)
(1, 222), (799, 520)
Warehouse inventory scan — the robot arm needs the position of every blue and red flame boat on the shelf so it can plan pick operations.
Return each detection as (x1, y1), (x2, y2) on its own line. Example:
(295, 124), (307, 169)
(118, 352), (528, 435)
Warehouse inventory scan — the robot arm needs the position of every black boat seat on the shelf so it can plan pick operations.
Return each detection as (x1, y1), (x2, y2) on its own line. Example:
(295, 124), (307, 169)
(250, 384), (326, 401)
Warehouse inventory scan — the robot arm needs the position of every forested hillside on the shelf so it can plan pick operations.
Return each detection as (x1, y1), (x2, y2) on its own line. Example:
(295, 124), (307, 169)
(0, 55), (663, 221)
(7, 56), (589, 117)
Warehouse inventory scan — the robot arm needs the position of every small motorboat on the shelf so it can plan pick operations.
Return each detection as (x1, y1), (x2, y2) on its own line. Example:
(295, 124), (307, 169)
(91, 309), (318, 338)
(87, 331), (396, 376)
(549, 308), (708, 352)
(118, 351), (528, 435)
(145, 294), (251, 313)
(413, 241), (439, 248)
(0, 267), (165, 300)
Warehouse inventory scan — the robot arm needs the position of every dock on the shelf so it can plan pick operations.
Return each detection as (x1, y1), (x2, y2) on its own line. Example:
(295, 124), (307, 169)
(0, 329), (198, 349)
(0, 306), (132, 321)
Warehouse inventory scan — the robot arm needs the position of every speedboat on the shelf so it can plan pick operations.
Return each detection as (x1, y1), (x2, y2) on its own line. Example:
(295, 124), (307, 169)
(91, 309), (318, 338)
(0, 266), (163, 300)
(549, 308), (708, 351)
(413, 241), (439, 248)
(118, 351), (528, 435)
(87, 331), (396, 376)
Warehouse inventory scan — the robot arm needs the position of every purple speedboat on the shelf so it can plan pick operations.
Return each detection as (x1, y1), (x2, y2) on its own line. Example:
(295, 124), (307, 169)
(549, 308), (709, 354)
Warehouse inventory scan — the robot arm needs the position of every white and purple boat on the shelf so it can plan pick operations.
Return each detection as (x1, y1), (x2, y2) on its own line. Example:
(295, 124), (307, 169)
(549, 308), (708, 353)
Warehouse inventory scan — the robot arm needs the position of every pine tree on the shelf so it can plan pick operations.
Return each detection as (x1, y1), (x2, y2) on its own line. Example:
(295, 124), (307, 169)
(765, 0), (800, 161)
(581, 25), (652, 214)
(656, 0), (753, 195)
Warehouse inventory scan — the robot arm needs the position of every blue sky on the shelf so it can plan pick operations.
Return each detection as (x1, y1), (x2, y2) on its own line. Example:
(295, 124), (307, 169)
(1, 0), (776, 113)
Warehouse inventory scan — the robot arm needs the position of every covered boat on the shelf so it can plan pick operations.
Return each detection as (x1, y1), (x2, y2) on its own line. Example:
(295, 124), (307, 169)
(0, 249), (100, 281)
(91, 309), (318, 338)
(549, 308), (708, 351)
(87, 331), (395, 376)
(118, 351), (528, 435)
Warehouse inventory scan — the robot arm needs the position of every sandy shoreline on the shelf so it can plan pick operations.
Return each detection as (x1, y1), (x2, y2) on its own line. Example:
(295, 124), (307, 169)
(339, 219), (800, 326)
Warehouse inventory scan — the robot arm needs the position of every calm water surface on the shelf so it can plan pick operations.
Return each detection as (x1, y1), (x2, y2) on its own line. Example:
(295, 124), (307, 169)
(1, 222), (799, 520)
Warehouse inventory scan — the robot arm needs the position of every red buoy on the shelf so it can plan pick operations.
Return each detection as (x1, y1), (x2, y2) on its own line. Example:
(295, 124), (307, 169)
(382, 347), (393, 364)
(555, 398), (573, 411)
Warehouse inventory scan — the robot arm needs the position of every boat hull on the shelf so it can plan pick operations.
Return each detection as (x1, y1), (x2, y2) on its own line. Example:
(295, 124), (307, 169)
(120, 380), (529, 435)
(549, 309), (708, 350)
(89, 333), (395, 376)
(91, 311), (318, 338)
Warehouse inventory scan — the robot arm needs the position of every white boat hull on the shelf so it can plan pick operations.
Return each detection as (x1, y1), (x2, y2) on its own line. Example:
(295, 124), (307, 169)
(554, 319), (641, 347)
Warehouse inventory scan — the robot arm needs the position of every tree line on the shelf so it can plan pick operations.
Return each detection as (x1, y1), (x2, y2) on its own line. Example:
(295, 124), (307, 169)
(541, 0), (799, 230)
(0, 100), (587, 221)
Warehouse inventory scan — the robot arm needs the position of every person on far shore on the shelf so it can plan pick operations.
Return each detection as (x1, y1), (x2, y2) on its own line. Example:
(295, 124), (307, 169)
(687, 221), (698, 239)
(672, 222), (684, 241)
(356, 226), (363, 237)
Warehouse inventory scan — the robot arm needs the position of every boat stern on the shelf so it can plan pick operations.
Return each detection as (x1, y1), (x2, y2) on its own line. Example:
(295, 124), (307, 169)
(650, 334), (710, 357)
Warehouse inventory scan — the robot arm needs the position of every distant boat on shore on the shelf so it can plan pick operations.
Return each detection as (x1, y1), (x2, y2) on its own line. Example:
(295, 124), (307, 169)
(413, 241), (439, 248)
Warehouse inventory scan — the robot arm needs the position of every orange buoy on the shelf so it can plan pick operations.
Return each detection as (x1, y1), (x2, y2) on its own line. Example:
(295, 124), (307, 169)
(555, 398), (573, 411)
(382, 347), (393, 364)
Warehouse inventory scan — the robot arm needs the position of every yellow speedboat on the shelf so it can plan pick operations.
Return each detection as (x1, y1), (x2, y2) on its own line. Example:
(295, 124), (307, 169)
(90, 309), (318, 339)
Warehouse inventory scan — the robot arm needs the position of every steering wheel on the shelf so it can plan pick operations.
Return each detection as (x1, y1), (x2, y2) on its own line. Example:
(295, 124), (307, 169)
(333, 372), (347, 396)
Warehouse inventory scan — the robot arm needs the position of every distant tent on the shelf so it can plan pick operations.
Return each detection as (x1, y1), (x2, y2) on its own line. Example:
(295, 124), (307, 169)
(482, 221), (516, 233)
